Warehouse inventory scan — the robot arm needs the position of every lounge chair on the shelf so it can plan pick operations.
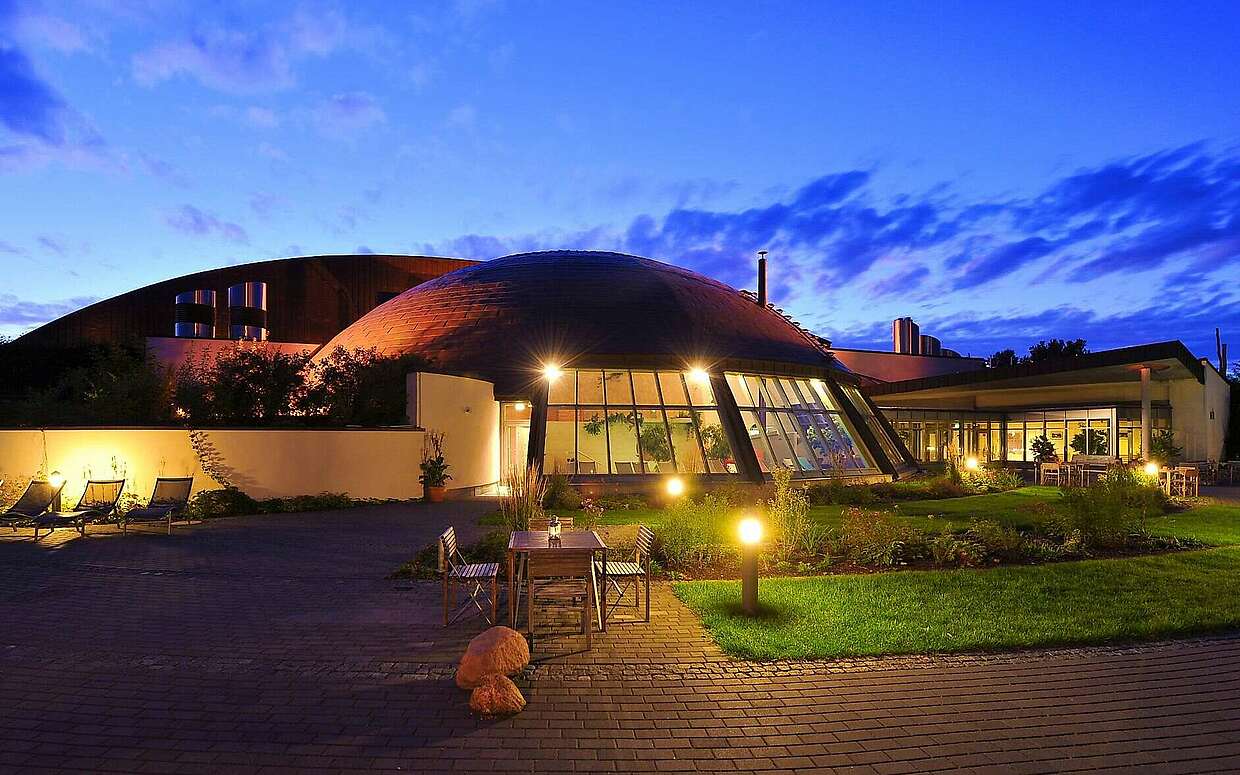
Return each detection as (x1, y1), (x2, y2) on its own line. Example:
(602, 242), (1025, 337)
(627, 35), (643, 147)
(33, 479), (125, 541)
(0, 478), (65, 531)
(121, 477), (194, 535)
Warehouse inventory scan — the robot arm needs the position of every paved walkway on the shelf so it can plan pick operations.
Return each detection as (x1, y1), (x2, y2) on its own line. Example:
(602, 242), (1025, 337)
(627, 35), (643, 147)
(2, 501), (1239, 773)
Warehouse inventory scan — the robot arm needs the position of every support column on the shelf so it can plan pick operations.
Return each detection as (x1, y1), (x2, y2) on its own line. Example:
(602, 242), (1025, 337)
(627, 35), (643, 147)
(1140, 366), (1152, 460)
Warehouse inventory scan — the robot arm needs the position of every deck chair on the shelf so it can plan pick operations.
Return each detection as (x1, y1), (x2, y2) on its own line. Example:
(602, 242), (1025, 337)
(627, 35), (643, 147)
(438, 526), (498, 626)
(598, 525), (653, 623)
(122, 477), (194, 535)
(33, 479), (125, 541)
(0, 479), (65, 531)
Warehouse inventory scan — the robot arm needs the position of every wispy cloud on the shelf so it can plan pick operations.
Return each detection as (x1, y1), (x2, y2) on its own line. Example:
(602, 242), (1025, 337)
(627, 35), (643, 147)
(164, 204), (248, 243)
(313, 91), (385, 137)
(0, 293), (99, 329)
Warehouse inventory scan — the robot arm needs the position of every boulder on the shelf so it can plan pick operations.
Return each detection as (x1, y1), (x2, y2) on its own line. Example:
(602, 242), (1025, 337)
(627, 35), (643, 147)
(455, 625), (530, 689)
(469, 674), (526, 716)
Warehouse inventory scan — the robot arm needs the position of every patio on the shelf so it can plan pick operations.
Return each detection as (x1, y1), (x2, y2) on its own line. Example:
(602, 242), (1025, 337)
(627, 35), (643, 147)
(2, 501), (1238, 773)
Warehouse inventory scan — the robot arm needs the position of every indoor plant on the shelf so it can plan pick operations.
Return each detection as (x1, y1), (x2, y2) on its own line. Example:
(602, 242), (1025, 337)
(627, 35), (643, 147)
(419, 431), (452, 502)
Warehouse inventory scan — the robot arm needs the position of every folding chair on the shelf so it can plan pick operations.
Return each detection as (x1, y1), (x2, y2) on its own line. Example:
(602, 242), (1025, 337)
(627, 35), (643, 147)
(439, 526), (498, 626)
(598, 525), (653, 623)
(33, 479), (125, 541)
(122, 477), (194, 535)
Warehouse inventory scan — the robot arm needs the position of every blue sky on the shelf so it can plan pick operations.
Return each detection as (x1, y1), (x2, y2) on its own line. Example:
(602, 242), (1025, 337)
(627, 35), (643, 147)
(2, 1), (1240, 359)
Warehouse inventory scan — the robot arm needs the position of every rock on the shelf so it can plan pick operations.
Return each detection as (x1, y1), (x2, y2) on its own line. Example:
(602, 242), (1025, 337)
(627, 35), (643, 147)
(469, 674), (526, 715)
(455, 625), (530, 689)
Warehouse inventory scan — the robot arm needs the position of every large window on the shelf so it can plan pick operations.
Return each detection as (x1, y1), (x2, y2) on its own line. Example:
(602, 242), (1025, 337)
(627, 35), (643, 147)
(881, 408), (1005, 464)
(726, 373), (874, 476)
(838, 383), (908, 466)
(543, 369), (736, 475)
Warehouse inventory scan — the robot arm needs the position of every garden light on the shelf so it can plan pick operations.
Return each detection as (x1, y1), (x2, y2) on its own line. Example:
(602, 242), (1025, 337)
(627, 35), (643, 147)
(1144, 461), (1160, 476)
(965, 457), (979, 470)
(542, 363), (563, 381)
(48, 471), (64, 489)
(738, 516), (763, 615)
(665, 476), (685, 497)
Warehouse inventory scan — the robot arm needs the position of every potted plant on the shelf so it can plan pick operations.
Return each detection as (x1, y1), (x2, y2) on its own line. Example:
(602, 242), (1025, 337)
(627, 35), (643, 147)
(419, 431), (452, 502)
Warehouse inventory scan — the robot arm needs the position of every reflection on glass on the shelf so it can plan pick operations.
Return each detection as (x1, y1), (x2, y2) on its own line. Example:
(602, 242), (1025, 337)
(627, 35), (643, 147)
(659, 372), (690, 405)
(773, 411), (813, 471)
(548, 370), (575, 404)
(604, 370), (633, 405)
(726, 373), (753, 406)
(607, 410), (641, 474)
(578, 370), (605, 404)
(542, 406), (576, 474)
(575, 409), (608, 474)
(632, 371), (660, 405)
(685, 371), (715, 405)
(694, 410), (735, 473)
(740, 409), (776, 472)
(666, 408), (707, 473)
(636, 409), (675, 473)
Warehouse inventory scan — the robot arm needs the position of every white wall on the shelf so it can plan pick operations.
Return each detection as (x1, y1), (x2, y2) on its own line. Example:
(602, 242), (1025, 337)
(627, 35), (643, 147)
(0, 428), (425, 502)
(408, 372), (500, 493)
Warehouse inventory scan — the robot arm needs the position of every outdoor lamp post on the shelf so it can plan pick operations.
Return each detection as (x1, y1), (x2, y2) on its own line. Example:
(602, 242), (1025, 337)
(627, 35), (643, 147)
(738, 517), (763, 615)
(666, 476), (685, 498)
(48, 471), (64, 512)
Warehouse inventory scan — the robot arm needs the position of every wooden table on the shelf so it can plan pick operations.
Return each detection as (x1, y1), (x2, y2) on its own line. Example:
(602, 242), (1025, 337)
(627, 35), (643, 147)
(507, 530), (607, 634)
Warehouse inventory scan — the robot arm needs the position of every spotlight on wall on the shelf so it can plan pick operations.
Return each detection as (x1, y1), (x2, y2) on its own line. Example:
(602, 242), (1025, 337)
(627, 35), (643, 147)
(666, 476), (685, 497)
(965, 457), (979, 470)
(543, 364), (563, 381)
(514, 401), (527, 412)
(687, 367), (710, 384)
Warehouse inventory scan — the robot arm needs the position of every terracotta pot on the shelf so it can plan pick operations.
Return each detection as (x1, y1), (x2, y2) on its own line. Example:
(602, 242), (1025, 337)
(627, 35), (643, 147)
(426, 485), (446, 503)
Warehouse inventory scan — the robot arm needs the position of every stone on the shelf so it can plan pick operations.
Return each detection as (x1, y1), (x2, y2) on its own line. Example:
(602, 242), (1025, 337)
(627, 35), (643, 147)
(455, 625), (530, 689)
(469, 674), (526, 715)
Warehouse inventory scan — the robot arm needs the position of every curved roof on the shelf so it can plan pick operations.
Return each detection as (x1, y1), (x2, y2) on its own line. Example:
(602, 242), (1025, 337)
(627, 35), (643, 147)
(318, 250), (842, 395)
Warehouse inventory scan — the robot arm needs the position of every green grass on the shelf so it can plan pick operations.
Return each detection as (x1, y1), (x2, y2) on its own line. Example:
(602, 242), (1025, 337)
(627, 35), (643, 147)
(1148, 504), (1240, 545)
(675, 546), (1240, 659)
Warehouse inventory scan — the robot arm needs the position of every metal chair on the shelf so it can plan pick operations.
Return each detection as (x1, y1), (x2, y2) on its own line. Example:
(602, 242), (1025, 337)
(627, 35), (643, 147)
(0, 479), (65, 531)
(598, 525), (653, 623)
(122, 477), (195, 535)
(33, 479), (125, 540)
(438, 526), (498, 626)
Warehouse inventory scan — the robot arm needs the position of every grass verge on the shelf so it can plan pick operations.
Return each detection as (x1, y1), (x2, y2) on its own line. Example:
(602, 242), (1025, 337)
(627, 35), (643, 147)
(674, 546), (1240, 660)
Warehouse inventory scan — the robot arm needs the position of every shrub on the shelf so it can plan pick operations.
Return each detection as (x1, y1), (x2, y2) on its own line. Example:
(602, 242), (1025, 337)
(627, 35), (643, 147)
(656, 493), (735, 569)
(261, 492), (357, 513)
(1149, 429), (1183, 465)
(185, 487), (260, 519)
(594, 493), (648, 510)
(766, 469), (821, 562)
(500, 464), (545, 533)
(929, 529), (987, 567)
(543, 472), (580, 510)
(836, 508), (927, 567)
(1057, 467), (1167, 548)
(966, 519), (1024, 561)
(961, 465), (1024, 494)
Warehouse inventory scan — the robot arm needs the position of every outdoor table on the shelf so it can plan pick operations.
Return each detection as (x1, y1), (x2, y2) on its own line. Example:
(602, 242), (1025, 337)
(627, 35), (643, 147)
(508, 530), (607, 634)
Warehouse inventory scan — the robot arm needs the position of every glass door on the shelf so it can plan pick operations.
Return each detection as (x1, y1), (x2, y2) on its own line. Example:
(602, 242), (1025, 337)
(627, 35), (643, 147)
(500, 402), (531, 481)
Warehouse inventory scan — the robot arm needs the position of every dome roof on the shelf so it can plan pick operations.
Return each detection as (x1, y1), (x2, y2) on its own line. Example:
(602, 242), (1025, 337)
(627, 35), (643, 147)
(317, 250), (839, 395)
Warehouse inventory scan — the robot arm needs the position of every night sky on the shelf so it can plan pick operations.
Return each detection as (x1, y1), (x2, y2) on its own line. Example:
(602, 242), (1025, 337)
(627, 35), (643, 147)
(3, 1), (1239, 360)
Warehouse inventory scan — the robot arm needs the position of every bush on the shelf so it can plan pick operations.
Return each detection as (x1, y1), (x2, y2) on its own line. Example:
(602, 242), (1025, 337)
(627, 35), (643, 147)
(656, 493), (736, 569)
(543, 472), (580, 510)
(261, 492), (357, 513)
(767, 469), (823, 562)
(966, 519), (1025, 561)
(185, 487), (260, 519)
(836, 508), (928, 566)
(961, 465), (1024, 494)
(929, 529), (987, 567)
(1057, 467), (1167, 548)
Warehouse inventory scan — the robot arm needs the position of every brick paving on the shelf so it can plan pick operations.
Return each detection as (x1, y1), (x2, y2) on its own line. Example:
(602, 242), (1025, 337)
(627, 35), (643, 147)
(2, 501), (1239, 773)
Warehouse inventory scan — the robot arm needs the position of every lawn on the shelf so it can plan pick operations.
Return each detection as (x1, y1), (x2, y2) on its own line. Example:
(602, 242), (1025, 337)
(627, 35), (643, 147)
(675, 546), (1240, 659)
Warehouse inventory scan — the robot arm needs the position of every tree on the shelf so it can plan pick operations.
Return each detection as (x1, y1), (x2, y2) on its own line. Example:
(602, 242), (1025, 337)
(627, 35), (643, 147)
(1026, 338), (1088, 363)
(300, 346), (430, 426)
(987, 349), (1019, 368)
(174, 345), (309, 425)
(1030, 434), (1058, 462)
(1070, 428), (1108, 456)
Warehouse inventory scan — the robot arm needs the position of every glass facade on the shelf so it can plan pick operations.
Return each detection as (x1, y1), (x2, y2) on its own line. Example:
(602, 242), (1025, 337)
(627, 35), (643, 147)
(880, 404), (1171, 464)
(726, 373), (875, 476)
(543, 369), (737, 475)
(884, 409), (1005, 463)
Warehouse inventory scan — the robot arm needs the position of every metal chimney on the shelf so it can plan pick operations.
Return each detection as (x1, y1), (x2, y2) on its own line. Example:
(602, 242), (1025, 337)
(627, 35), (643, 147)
(893, 317), (920, 354)
(919, 334), (942, 356)
(173, 290), (216, 338)
(757, 250), (768, 307)
(227, 282), (268, 341)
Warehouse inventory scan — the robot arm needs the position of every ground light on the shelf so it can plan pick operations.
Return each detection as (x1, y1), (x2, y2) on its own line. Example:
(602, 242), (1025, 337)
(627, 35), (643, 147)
(665, 476), (685, 497)
(965, 456), (979, 470)
(1144, 461), (1160, 476)
(738, 516), (763, 615)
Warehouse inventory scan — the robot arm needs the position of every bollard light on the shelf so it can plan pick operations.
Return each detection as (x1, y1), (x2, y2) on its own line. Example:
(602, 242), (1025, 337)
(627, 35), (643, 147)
(1144, 461), (1160, 476)
(665, 476), (685, 498)
(738, 517), (763, 615)
(964, 457), (979, 471)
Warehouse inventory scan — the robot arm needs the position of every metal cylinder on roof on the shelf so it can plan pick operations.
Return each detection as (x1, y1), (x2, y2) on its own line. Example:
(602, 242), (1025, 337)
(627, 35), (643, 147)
(892, 317), (920, 354)
(227, 282), (268, 341)
(920, 334), (942, 356)
(173, 290), (216, 338)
